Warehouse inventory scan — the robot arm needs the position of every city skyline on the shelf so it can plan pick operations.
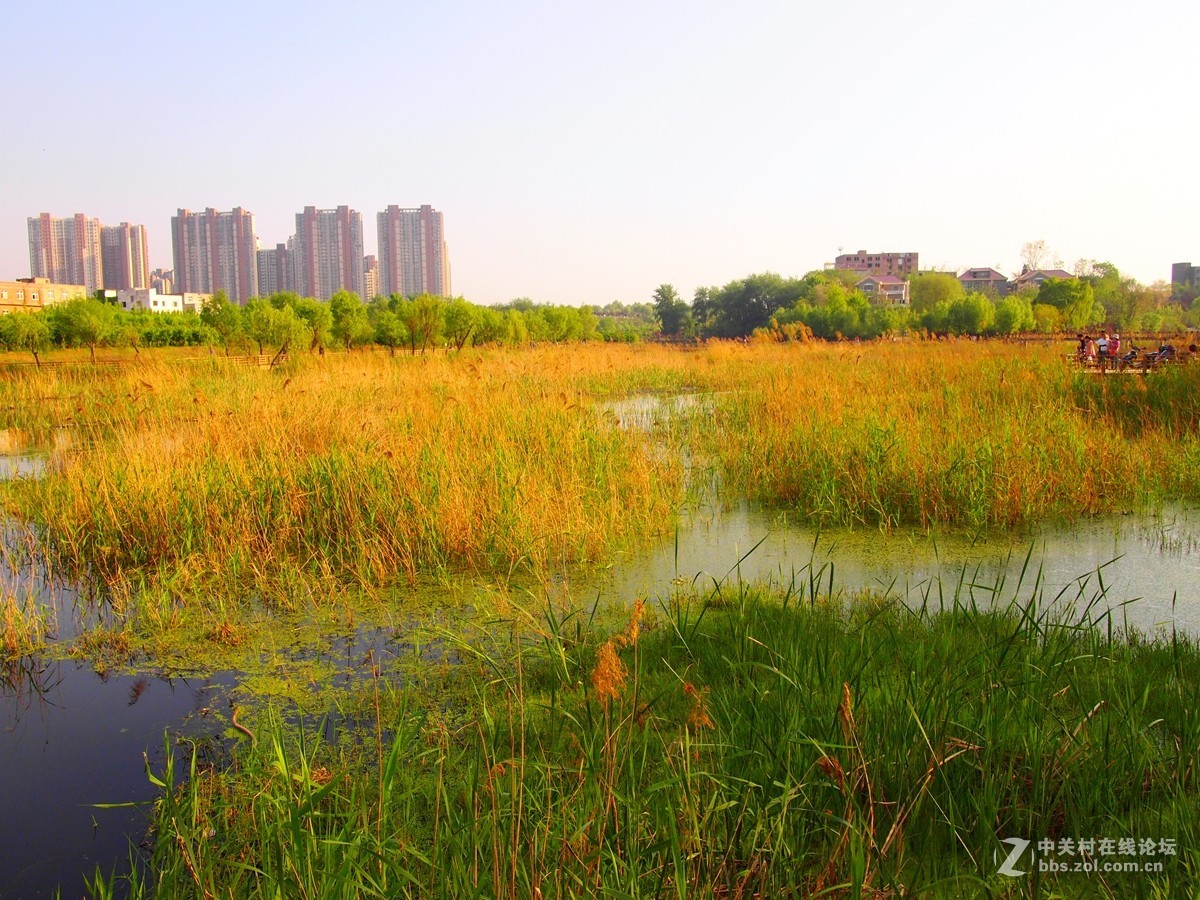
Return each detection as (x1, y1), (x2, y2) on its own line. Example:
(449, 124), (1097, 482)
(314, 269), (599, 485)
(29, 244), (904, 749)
(26, 202), (458, 304)
(3, 2), (1197, 305)
(18, 201), (1197, 303)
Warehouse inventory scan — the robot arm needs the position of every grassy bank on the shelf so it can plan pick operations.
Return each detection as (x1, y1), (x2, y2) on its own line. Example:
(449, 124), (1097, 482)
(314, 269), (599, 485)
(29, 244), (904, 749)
(707, 343), (1200, 527)
(99, 581), (1199, 898)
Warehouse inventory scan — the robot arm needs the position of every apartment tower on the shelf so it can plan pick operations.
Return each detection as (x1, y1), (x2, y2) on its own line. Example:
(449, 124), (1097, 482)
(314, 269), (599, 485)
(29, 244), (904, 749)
(291, 206), (364, 300)
(376, 205), (450, 298)
(363, 255), (379, 301)
(100, 223), (150, 290)
(257, 243), (294, 298)
(27, 213), (104, 292)
(171, 207), (259, 304)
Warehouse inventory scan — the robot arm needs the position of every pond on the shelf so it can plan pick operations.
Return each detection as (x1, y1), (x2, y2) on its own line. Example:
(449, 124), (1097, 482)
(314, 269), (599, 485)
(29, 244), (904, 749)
(0, 663), (235, 897)
(587, 500), (1200, 635)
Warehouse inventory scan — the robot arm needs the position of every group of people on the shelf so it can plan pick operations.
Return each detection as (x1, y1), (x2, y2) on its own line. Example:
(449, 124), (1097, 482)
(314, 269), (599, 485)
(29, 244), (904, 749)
(1076, 331), (1123, 366)
(1075, 332), (1185, 369)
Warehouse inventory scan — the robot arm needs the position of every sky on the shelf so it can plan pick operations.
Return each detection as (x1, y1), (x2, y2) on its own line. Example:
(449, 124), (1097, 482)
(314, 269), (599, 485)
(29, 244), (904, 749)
(2, 0), (1197, 305)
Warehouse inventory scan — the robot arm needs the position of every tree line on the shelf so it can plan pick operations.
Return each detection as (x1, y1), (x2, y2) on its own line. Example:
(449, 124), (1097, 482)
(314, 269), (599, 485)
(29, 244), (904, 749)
(653, 264), (1196, 341)
(3, 262), (1187, 365)
(0, 291), (661, 365)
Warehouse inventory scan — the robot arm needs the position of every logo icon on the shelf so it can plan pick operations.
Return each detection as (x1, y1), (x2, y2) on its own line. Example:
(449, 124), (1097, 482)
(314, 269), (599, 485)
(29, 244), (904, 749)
(997, 838), (1031, 877)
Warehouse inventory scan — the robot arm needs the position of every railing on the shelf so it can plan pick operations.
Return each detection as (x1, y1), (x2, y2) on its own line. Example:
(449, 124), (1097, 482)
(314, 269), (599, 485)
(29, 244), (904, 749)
(0, 352), (287, 373)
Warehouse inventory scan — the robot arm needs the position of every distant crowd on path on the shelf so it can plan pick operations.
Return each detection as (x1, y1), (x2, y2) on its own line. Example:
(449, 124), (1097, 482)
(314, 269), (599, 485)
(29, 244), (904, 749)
(1075, 332), (1193, 369)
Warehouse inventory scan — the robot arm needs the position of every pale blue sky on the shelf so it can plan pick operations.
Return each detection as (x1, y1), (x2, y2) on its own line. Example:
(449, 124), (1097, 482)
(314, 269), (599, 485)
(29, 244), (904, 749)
(3, 0), (1196, 304)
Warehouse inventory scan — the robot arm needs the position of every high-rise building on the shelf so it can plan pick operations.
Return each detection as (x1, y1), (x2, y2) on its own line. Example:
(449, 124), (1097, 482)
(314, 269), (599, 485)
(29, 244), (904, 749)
(376, 205), (451, 298)
(257, 243), (293, 298)
(150, 268), (174, 294)
(100, 222), (150, 290)
(1172, 262), (1199, 303)
(27, 213), (104, 292)
(291, 206), (364, 300)
(363, 255), (379, 301)
(171, 207), (259, 304)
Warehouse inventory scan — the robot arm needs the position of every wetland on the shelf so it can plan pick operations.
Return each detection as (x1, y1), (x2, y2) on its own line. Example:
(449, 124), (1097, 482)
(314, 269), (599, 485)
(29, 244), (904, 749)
(3, 340), (1200, 897)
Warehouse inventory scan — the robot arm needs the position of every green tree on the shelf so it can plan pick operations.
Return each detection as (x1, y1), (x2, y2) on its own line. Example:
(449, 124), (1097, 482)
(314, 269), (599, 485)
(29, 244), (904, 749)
(330, 290), (372, 350)
(413, 294), (444, 352)
(993, 295), (1036, 335)
(946, 293), (994, 335)
(1038, 278), (1099, 329)
(293, 297), (333, 353)
(909, 272), (965, 312)
(369, 299), (407, 356)
(442, 297), (479, 351)
(200, 291), (242, 355)
(523, 308), (550, 341)
(51, 297), (118, 363)
(701, 273), (807, 338)
(0, 311), (51, 366)
(1031, 303), (1063, 333)
(244, 299), (306, 356)
(505, 309), (528, 345)
(475, 307), (507, 344)
(578, 305), (599, 341)
(919, 300), (951, 335)
(652, 284), (692, 337)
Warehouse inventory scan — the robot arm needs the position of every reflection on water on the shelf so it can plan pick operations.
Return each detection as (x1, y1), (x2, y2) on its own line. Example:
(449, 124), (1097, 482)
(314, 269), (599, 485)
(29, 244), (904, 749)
(599, 392), (709, 431)
(0, 451), (46, 481)
(593, 393), (1200, 634)
(0, 660), (234, 898)
(0, 594), (439, 896)
(587, 501), (1200, 635)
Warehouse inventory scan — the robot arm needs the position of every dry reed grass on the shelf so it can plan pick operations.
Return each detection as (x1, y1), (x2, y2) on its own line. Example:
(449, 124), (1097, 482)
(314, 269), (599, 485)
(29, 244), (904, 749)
(5, 339), (1199, 606)
(706, 340), (1200, 526)
(8, 348), (685, 600)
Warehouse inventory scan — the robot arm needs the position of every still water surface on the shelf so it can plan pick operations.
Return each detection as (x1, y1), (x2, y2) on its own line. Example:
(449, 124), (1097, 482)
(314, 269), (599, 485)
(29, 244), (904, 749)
(592, 501), (1200, 634)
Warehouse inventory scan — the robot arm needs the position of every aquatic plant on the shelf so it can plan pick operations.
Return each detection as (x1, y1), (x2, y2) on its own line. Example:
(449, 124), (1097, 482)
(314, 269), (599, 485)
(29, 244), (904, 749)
(709, 341), (1200, 527)
(96, 574), (1200, 897)
(4, 350), (684, 603)
(1, 589), (52, 658)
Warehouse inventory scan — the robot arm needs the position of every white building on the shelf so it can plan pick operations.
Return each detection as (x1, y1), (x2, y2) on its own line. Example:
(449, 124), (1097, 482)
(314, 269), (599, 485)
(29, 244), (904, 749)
(115, 288), (209, 313)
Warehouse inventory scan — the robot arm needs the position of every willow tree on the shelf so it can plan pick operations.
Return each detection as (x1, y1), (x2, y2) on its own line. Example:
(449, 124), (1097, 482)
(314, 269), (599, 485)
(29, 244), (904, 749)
(0, 311), (51, 366)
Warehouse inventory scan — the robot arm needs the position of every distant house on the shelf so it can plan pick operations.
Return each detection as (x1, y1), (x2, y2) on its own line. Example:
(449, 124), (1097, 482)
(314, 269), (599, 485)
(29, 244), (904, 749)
(0, 277), (87, 314)
(835, 250), (919, 277)
(1012, 268), (1074, 292)
(114, 287), (210, 313)
(857, 274), (910, 305)
(958, 268), (1012, 297)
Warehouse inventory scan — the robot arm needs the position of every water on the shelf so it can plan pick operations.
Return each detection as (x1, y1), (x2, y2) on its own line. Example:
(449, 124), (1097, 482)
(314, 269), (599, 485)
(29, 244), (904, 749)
(0, 664), (235, 897)
(601, 392), (709, 430)
(0, 452), (46, 482)
(591, 392), (1200, 634)
(586, 501), (1200, 635)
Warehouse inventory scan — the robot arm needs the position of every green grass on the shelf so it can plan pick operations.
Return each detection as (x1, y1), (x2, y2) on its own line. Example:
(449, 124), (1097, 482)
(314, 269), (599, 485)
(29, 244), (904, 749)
(98, 576), (1200, 898)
